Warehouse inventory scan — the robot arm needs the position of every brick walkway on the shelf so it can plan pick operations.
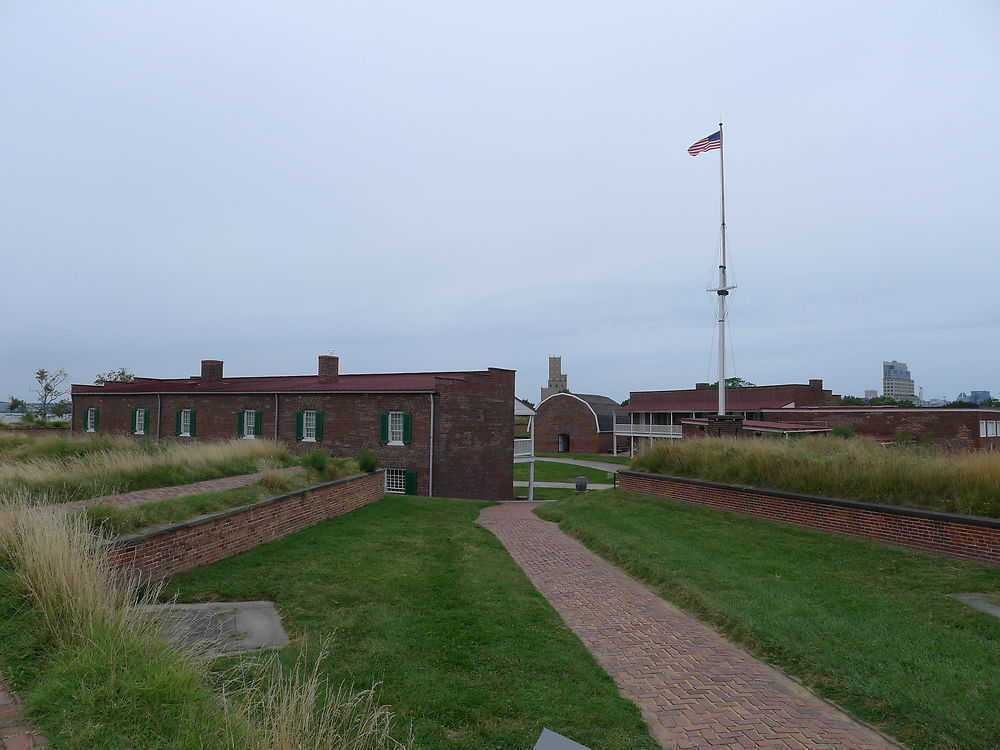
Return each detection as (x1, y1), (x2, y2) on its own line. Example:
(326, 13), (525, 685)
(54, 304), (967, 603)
(58, 467), (302, 513)
(478, 503), (902, 750)
(0, 673), (46, 748)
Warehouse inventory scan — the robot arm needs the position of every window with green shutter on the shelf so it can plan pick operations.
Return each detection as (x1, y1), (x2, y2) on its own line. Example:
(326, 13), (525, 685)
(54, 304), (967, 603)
(295, 411), (304, 441)
(379, 412), (389, 444)
(177, 409), (194, 437)
(314, 411), (324, 441)
(84, 407), (99, 432)
(132, 408), (148, 435)
(93, 408), (100, 432)
(404, 469), (417, 495)
(300, 410), (323, 442)
(237, 410), (246, 437)
(254, 410), (262, 438)
(386, 412), (411, 445)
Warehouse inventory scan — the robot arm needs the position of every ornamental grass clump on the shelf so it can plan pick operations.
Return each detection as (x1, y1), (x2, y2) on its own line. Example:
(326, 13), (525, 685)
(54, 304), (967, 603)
(631, 436), (1000, 517)
(220, 645), (413, 750)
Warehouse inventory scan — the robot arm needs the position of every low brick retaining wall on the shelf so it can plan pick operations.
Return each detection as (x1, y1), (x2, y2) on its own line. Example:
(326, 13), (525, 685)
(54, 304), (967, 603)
(618, 471), (1000, 565)
(108, 471), (384, 580)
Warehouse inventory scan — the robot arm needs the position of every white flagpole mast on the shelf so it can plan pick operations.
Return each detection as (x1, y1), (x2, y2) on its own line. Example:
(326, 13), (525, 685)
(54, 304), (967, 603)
(714, 122), (733, 416)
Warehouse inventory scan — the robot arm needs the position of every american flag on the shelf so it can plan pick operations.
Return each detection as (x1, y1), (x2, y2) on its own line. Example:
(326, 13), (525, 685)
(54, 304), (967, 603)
(687, 130), (721, 156)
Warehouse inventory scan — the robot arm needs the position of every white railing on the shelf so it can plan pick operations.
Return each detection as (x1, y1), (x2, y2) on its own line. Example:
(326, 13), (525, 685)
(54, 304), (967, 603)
(514, 438), (534, 457)
(614, 424), (683, 437)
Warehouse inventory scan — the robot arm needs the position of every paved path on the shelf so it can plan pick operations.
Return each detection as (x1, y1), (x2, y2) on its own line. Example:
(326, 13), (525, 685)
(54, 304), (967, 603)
(58, 467), (302, 513)
(478, 503), (900, 750)
(514, 481), (614, 490)
(0, 672), (46, 748)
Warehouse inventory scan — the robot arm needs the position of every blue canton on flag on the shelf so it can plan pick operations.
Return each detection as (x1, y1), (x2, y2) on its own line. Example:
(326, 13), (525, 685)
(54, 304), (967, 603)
(688, 131), (721, 156)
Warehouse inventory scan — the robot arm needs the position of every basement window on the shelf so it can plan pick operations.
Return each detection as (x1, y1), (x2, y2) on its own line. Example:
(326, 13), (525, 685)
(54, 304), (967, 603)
(385, 468), (406, 494)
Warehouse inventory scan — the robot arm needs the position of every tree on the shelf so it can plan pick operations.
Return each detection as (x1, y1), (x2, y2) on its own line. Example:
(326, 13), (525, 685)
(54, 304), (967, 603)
(709, 377), (756, 388)
(31, 368), (69, 422)
(840, 395), (867, 405)
(6, 396), (26, 413)
(95, 367), (136, 385)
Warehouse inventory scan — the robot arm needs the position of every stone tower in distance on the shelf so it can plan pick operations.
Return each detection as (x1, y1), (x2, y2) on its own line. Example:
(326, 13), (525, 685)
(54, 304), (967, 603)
(540, 356), (568, 402)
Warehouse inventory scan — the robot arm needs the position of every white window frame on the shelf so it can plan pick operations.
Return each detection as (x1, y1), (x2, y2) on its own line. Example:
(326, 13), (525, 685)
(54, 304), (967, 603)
(988, 421), (998, 438)
(303, 410), (317, 442)
(242, 409), (256, 439)
(388, 411), (405, 445)
(180, 409), (192, 437)
(134, 409), (145, 436)
(982, 420), (988, 438)
(385, 468), (406, 494)
(85, 408), (96, 432)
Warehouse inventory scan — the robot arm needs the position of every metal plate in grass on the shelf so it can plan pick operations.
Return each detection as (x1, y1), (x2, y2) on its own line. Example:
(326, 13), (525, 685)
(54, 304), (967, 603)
(533, 729), (592, 749)
(947, 592), (1000, 619)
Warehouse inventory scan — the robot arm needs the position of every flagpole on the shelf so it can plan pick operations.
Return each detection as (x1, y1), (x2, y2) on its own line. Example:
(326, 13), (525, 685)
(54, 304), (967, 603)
(717, 121), (728, 416)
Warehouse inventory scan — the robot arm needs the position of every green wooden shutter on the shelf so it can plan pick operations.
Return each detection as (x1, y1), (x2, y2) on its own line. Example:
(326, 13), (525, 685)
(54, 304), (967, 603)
(254, 410), (262, 437)
(402, 413), (412, 445)
(404, 470), (417, 495)
(315, 411), (324, 441)
(295, 411), (303, 441)
(93, 408), (100, 432)
(143, 408), (150, 435)
(175, 409), (182, 436)
(237, 410), (245, 437)
(189, 410), (197, 436)
(379, 413), (388, 444)
(131, 408), (137, 433)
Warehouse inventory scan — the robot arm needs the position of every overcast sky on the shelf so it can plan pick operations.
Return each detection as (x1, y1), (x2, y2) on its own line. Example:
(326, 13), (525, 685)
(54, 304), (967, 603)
(2, 1), (998, 405)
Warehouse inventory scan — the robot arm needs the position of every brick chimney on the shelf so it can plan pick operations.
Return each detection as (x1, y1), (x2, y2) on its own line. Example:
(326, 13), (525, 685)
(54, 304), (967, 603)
(695, 382), (711, 390)
(318, 354), (339, 380)
(201, 360), (224, 381)
(809, 379), (823, 390)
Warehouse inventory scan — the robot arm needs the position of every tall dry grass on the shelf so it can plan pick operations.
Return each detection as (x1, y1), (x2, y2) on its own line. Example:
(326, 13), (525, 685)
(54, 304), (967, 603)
(0, 490), (161, 638)
(631, 436), (1000, 517)
(222, 646), (413, 750)
(0, 493), (415, 750)
(0, 438), (292, 504)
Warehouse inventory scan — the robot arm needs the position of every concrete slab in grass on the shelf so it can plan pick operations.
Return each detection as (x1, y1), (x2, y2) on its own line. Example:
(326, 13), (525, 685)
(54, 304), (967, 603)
(948, 592), (1000, 619)
(142, 601), (290, 657)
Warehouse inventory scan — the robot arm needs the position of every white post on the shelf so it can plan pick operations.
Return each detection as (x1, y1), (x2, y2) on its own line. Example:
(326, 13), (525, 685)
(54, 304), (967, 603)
(528, 460), (535, 502)
(717, 121), (728, 416)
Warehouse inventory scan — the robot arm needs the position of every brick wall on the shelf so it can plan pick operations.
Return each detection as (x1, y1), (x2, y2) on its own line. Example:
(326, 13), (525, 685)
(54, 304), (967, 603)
(618, 471), (1000, 565)
(434, 369), (514, 501)
(534, 393), (608, 454)
(107, 472), (384, 580)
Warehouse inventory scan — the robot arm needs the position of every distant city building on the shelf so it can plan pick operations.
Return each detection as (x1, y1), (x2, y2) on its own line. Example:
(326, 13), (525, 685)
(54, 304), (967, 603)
(864, 390), (878, 400)
(882, 361), (916, 401)
(540, 356), (569, 402)
(970, 390), (992, 404)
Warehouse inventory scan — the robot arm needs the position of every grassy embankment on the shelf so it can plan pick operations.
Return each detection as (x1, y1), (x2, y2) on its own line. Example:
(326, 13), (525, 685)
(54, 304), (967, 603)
(536, 490), (1000, 750)
(632, 436), (1000, 517)
(85, 454), (360, 536)
(169, 495), (660, 750)
(0, 494), (413, 750)
(0, 435), (296, 505)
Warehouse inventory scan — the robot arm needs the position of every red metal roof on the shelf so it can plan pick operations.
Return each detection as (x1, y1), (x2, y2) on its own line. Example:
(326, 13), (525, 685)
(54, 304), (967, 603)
(681, 418), (831, 432)
(621, 393), (796, 412)
(72, 371), (483, 394)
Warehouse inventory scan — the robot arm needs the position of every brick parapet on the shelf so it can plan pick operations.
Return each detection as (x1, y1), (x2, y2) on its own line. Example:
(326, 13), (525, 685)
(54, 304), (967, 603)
(107, 471), (384, 580)
(618, 471), (1000, 565)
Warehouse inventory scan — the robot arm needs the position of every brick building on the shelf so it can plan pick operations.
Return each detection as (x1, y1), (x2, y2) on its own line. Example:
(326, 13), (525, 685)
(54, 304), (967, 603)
(762, 406), (1000, 451)
(615, 380), (842, 453)
(534, 392), (623, 454)
(71, 356), (514, 501)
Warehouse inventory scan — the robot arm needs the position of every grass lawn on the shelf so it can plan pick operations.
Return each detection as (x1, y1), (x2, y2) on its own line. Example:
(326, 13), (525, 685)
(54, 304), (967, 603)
(513, 461), (615, 484)
(536, 490), (1000, 750)
(536, 451), (629, 465)
(167, 495), (659, 750)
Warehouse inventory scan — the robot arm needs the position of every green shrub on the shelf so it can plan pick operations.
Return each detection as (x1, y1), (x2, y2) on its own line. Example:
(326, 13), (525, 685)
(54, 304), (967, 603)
(301, 449), (329, 474)
(355, 448), (379, 473)
(831, 425), (855, 439)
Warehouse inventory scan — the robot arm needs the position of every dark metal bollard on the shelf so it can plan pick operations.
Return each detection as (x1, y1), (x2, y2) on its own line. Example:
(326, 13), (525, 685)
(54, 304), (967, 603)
(575, 476), (588, 493)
